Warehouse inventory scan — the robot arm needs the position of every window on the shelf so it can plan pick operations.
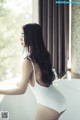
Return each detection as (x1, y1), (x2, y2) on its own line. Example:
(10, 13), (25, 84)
(0, 0), (32, 81)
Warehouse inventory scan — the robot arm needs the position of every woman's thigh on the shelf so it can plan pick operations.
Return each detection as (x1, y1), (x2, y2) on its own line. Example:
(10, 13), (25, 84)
(35, 104), (63, 120)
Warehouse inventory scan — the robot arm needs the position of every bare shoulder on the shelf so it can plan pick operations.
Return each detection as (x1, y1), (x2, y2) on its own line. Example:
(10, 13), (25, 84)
(22, 58), (32, 70)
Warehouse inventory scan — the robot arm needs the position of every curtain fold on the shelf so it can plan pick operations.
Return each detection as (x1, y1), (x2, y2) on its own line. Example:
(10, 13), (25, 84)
(39, 0), (69, 77)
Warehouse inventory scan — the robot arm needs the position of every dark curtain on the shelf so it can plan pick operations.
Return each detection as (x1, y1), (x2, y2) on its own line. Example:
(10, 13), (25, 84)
(39, 0), (69, 78)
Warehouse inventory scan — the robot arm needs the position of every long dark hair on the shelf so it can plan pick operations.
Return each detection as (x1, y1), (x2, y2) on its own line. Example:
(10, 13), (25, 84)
(23, 23), (55, 86)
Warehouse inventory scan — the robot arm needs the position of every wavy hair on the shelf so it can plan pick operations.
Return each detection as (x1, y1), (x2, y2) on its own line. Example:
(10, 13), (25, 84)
(23, 23), (55, 86)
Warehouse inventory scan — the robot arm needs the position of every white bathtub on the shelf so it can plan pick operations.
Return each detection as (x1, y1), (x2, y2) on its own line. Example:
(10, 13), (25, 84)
(53, 79), (80, 120)
(0, 79), (80, 120)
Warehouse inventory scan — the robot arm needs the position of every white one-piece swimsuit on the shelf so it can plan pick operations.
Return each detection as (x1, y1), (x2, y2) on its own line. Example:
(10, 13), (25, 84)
(29, 81), (67, 113)
(28, 59), (67, 113)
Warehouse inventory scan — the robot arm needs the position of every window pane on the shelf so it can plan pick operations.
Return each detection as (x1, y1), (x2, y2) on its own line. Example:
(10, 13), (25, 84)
(0, 0), (32, 81)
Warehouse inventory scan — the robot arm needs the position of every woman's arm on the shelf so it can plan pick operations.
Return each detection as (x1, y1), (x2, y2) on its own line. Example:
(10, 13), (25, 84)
(0, 87), (24, 95)
(0, 59), (32, 95)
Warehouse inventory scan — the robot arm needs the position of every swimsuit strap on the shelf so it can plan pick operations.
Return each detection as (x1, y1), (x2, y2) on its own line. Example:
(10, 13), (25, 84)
(27, 56), (36, 83)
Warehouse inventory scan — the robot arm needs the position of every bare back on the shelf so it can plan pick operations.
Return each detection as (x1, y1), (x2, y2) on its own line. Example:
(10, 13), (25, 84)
(29, 62), (48, 87)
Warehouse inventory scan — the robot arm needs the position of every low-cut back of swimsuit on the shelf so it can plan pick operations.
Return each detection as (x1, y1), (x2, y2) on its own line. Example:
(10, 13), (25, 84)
(28, 57), (67, 113)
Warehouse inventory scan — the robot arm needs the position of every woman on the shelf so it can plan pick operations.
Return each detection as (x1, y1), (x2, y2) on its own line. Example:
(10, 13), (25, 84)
(0, 23), (67, 120)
